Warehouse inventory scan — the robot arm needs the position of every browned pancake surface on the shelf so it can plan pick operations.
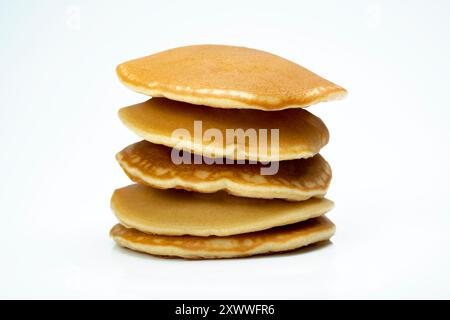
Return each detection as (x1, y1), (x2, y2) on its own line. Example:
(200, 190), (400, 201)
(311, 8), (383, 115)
(117, 141), (331, 201)
(117, 45), (346, 110)
(119, 98), (329, 161)
(111, 184), (334, 236)
(110, 216), (335, 259)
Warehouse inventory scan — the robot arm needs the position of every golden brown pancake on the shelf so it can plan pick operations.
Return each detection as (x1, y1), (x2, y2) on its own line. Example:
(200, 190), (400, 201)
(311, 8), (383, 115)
(116, 45), (347, 111)
(111, 184), (334, 237)
(116, 141), (331, 201)
(118, 98), (329, 161)
(110, 216), (335, 259)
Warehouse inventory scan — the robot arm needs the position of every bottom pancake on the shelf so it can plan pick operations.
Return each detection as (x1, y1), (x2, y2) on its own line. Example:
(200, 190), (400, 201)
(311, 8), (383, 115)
(110, 216), (335, 259)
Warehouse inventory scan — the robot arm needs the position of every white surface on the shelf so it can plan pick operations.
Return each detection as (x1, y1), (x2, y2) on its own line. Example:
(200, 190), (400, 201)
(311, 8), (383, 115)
(1, 0), (450, 299)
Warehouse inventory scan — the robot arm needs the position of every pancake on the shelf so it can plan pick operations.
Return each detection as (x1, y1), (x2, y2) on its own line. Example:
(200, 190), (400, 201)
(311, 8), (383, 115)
(116, 141), (332, 201)
(116, 45), (347, 111)
(110, 216), (335, 259)
(118, 98), (329, 161)
(111, 184), (334, 237)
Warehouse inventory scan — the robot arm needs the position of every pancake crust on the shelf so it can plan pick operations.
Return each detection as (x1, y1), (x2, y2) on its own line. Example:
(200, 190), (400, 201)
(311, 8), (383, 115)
(118, 98), (329, 161)
(116, 45), (347, 111)
(117, 141), (331, 201)
(111, 184), (334, 237)
(110, 216), (335, 259)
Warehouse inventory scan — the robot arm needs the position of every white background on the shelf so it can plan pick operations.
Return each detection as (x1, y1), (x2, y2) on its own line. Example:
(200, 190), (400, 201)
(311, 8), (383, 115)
(1, 0), (450, 299)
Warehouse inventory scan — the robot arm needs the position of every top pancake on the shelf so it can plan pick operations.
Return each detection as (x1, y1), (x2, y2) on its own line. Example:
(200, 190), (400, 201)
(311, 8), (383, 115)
(116, 45), (347, 111)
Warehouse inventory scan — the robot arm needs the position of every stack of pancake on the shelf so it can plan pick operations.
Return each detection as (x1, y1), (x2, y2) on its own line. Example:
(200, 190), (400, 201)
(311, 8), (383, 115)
(110, 45), (347, 259)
